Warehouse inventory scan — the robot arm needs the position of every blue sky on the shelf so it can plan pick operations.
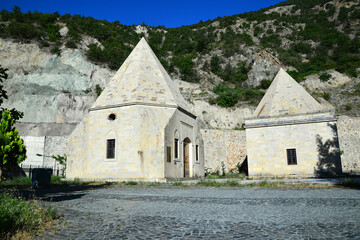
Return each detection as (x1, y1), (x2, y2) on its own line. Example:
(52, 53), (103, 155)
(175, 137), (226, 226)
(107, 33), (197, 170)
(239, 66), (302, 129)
(1, 0), (285, 28)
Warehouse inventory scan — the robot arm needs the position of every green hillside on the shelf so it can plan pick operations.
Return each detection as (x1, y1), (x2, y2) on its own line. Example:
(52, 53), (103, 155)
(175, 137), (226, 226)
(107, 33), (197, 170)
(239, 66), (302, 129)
(0, 0), (359, 110)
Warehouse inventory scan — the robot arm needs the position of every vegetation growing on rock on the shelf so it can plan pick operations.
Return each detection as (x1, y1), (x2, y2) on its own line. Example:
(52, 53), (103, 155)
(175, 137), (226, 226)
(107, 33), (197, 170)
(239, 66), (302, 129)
(0, 0), (359, 115)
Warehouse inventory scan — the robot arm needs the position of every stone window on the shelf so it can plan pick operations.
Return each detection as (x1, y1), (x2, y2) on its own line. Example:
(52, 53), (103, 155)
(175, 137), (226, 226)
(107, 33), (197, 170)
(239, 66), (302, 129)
(196, 145), (199, 161)
(287, 149), (297, 165)
(167, 146), (171, 162)
(107, 139), (115, 159)
(174, 130), (179, 159)
(174, 139), (179, 159)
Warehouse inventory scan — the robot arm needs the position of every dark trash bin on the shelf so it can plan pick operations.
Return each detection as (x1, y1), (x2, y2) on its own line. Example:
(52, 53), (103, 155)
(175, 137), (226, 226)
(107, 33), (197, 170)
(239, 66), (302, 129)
(32, 168), (52, 188)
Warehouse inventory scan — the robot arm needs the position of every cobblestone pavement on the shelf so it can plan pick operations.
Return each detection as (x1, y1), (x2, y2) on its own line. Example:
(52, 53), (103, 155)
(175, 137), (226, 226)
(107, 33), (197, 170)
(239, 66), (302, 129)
(35, 186), (360, 239)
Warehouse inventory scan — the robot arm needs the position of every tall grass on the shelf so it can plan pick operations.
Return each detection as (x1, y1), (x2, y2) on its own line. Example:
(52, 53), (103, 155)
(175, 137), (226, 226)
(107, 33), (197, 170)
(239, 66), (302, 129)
(0, 193), (57, 239)
(0, 177), (31, 187)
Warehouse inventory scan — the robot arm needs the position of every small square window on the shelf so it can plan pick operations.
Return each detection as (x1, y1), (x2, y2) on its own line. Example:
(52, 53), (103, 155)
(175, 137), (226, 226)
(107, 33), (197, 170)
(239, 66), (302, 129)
(107, 139), (115, 159)
(287, 149), (297, 165)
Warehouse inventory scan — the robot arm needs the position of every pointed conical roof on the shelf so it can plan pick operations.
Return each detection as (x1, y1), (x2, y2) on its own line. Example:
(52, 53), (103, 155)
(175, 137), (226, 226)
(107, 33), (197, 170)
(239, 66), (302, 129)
(91, 38), (190, 111)
(253, 68), (323, 117)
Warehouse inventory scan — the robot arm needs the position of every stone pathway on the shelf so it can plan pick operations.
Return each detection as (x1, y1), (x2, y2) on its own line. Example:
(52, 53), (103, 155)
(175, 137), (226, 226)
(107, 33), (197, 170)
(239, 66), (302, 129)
(35, 186), (360, 239)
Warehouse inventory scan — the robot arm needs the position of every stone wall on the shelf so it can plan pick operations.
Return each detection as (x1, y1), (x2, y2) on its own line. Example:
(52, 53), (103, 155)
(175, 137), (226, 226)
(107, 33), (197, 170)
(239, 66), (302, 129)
(44, 136), (68, 168)
(201, 129), (246, 174)
(20, 136), (67, 171)
(337, 116), (360, 174)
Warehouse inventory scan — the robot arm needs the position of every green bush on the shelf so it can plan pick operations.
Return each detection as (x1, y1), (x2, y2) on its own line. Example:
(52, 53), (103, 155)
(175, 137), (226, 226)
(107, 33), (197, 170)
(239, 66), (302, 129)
(95, 84), (103, 97)
(345, 104), (352, 111)
(213, 84), (241, 107)
(50, 46), (60, 54)
(323, 92), (331, 101)
(319, 72), (331, 82)
(259, 80), (272, 89)
(51, 175), (62, 184)
(125, 181), (138, 185)
(0, 193), (57, 238)
(172, 54), (198, 82)
(210, 55), (222, 74)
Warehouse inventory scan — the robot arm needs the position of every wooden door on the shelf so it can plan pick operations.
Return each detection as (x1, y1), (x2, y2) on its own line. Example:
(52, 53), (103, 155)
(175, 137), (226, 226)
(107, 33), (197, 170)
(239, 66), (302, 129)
(184, 142), (189, 177)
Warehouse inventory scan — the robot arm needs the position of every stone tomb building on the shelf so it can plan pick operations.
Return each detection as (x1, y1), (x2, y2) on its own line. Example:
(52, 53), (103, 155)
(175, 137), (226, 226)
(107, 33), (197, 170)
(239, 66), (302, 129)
(245, 69), (341, 177)
(66, 38), (204, 181)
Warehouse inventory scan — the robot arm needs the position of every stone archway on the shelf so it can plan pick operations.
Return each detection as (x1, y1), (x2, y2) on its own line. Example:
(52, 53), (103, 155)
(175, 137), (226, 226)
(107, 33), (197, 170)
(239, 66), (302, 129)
(183, 137), (191, 178)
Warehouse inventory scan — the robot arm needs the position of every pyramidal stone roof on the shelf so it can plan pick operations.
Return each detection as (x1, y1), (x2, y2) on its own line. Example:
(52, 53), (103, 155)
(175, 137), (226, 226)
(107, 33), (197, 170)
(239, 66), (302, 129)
(91, 38), (190, 112)
(253, 68), (324, 117)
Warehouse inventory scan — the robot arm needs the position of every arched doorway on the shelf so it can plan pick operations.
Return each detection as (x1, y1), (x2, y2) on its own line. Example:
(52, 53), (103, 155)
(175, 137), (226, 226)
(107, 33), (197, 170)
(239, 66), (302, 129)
(183, 137), (191, 178)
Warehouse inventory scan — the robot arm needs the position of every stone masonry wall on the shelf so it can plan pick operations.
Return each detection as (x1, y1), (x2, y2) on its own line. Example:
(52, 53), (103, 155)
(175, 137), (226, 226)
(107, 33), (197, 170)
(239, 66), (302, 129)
(44, 136), (68, 171)
(201, 129), (246, 174)
(20, 136), (67, 172)
(337, 116), (360, 174)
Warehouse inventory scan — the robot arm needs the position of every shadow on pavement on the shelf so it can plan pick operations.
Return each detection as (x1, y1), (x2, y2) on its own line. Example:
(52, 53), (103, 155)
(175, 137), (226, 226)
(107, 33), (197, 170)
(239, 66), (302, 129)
(2, 184), (109, 202)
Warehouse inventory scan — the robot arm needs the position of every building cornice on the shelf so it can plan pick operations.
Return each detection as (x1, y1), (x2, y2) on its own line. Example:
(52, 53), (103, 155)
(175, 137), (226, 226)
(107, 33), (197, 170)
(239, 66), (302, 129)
(89, 102), (197, 119)
(245, 115), (338, 129)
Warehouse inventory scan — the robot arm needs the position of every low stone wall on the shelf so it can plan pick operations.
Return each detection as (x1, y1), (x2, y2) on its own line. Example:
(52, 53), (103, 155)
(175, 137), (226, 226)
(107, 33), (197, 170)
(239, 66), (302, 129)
(201, 129), (246, 174)
(337, 116), (360, 174)
(20, 136), (68, 171)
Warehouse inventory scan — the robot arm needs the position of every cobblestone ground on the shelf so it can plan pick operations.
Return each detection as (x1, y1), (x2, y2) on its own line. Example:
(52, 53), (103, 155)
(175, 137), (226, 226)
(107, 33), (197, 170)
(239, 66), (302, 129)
(35, 186), (360, 239)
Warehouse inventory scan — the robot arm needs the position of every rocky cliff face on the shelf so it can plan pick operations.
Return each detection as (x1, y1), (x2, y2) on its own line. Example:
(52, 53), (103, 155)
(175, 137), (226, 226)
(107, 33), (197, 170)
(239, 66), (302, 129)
(0, 37), (256, 132)
(1, 0), (360, 132)
(0, 38), (113, 126)
(1, 35), (358, 134)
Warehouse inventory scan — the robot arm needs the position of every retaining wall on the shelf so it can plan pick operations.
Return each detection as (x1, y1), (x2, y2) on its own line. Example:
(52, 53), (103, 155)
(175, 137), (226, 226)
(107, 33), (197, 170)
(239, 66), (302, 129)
(201, 129), (247, 174)
(337, 116), (360, 174)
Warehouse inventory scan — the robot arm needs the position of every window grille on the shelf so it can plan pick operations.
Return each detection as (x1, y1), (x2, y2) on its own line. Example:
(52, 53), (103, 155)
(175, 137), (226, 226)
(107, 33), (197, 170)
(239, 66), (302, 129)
(107, 139), (115, 159)
(287, 148), (297, 165)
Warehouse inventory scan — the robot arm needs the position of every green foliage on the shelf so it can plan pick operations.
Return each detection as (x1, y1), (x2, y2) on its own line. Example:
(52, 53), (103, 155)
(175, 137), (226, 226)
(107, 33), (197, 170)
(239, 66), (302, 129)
(0, 110), (27, 179)
(210, 55), (222, 74)
(220, 62), (249, 83)
(290, 42), (312, 54)
(172, 181), (185, 186)
(260, 34), (281, 48)
(51, 154), (67, 177)
(95, 84), (103, 96)
(345, 104), (352, 111)
(50, 46), (60, 54)
(0, 176), (31, 187)
(172, 54), (198, 82)
(323, 92), (331, 101)
(259, 80), (272, 89)
(0, 193), (57, 238)
(212, 83), (264, 107)
(125, 181), (138, 185)
(0, 66), (23, 121)
(51, 175), (62, 184)
(253, 26), (262, 36)
(213, 84), (240, 107)
(319, 72), (331, 82)
(1, 2), (359, 90)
